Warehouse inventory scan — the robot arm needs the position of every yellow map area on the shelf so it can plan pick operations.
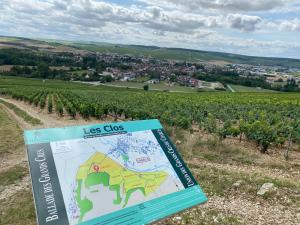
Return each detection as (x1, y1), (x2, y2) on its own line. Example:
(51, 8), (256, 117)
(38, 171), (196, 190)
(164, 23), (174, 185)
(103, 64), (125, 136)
(75, 152), (168, 221)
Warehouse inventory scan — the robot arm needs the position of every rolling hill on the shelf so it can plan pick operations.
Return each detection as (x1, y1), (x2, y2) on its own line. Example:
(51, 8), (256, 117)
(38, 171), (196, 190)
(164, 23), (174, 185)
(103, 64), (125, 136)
(1, 35), (300, 68)
(68, 42), (300, 68)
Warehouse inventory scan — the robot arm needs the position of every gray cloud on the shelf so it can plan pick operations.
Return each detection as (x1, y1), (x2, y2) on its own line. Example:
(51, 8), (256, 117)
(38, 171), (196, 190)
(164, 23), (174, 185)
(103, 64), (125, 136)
(226, 14), (262, 32)
(53, 1), (68, 11)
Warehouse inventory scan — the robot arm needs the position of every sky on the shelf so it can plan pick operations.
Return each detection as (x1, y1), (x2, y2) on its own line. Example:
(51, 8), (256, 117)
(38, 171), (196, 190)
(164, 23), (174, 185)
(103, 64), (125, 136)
(0, 0), (300, 59)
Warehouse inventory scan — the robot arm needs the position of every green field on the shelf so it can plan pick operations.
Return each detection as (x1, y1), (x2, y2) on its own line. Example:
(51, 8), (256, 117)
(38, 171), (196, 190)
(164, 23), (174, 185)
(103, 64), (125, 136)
(229, 85), (276, 93)
(0, 36), (20, 42)
(70, 69), (89, 75)
(103, 81), (217, 92)
(291, 72), (300, 77)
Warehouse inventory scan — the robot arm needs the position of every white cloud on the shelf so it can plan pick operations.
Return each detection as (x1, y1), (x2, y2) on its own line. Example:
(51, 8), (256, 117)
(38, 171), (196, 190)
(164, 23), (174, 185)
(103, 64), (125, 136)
(278, 19), (300, 32)
(0, 0), (263, 34)
(0, 0), (299, 58)
(139, 0), (296, 12)
(264, 18), (300, 32)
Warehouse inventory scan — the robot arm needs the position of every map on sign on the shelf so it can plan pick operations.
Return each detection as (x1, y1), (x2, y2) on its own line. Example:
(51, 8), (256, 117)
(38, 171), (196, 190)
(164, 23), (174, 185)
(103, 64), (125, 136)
(51, 131), (184, 224)
(24, 120), (207, 225)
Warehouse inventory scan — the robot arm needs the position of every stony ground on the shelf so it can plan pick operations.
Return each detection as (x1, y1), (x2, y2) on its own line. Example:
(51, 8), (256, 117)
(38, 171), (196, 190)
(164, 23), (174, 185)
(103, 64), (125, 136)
(0, 97), (299, 225)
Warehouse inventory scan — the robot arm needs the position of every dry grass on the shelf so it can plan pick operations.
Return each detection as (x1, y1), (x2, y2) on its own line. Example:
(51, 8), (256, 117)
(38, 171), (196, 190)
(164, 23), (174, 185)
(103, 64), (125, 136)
(0, 190), (36, 225)
(0, 107), (23, 156)
(0, 165), (28, 187)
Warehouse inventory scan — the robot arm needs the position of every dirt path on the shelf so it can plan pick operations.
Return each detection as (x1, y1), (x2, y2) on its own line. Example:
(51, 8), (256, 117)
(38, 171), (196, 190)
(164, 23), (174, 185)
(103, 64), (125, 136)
(0, 96), (106, 129)
(0, 96), (62, 128)
(0, 103), (33, 130)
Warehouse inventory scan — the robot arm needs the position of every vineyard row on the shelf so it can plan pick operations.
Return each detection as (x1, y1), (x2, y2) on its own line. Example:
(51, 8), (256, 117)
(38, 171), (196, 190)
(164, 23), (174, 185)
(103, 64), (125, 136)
(1, 87), (300, 153)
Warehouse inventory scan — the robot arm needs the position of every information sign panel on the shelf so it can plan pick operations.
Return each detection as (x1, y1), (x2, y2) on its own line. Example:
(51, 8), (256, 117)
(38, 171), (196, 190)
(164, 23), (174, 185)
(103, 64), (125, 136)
(24, 119), (207, 225)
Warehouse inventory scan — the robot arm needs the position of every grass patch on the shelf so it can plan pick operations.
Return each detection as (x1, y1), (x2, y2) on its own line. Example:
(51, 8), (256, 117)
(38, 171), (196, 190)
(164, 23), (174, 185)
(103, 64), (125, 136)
(291, 72), (300, 77)
(191, 137), (259, 165)
(132, 76), (150, 82)
(0, 99), (41, 125)
(190, 164), (236, 196)
(230, 85), (276, 93)
(164, 125), (186, 142)
(68, 69), (88, 76)
(167, 128), (259, 165)
(0, 190), (36, 225)
(0, 107), (23, 156)
(0, 165), (28, 187)
(260, 159), (300, 171)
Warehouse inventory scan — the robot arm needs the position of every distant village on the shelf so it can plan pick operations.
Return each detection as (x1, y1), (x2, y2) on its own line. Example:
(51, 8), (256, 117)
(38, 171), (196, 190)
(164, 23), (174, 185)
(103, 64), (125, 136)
(68, 52), (300, 91)
(225, 64), (300, 85)
(1, 49), (300, 91)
